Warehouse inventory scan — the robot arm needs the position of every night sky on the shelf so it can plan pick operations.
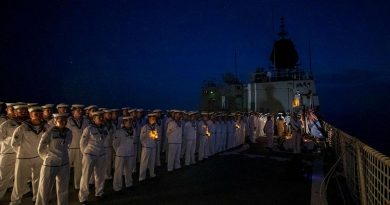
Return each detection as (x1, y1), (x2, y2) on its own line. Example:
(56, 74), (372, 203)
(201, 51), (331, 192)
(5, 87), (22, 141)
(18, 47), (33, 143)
(1, 0), (389, 153)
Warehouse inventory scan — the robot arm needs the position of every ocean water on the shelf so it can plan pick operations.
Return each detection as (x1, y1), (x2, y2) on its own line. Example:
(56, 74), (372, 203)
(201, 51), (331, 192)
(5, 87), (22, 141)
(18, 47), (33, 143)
(321, 112), (390, 156)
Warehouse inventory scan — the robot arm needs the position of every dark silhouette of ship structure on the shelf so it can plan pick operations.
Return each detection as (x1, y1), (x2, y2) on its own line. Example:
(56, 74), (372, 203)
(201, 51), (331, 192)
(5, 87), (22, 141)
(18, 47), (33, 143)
(200, 18), (390, 205)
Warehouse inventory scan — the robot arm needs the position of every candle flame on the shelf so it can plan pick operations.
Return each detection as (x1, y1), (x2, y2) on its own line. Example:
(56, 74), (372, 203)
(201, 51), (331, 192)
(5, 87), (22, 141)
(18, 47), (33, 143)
(149, 130), (158, 140)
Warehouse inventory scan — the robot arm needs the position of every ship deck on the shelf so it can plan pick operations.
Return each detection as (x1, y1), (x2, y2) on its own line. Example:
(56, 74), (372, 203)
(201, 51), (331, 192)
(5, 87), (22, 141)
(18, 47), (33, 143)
(2, 138), (320, 205)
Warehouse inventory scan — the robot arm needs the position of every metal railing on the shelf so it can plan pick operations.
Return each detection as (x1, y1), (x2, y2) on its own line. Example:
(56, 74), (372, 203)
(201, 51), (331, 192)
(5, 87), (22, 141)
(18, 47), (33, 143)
(322, 121), (390, 205)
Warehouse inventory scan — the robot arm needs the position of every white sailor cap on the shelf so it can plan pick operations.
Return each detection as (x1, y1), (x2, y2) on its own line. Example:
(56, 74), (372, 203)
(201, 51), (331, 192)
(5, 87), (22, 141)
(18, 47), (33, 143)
(147, 113), (158, 117)
(42, 104), (54, 109)
(121, 107), (130, 110)
(122, 116), (133, 121)
(128, 109), (136, 113)
(98, 108), (107, 111)
(71, 104), (84, 109)
(13, 104), (28, 110)
(110, 109), (119, 112)
(6, 103), (16, 107)
(27, 103), (38, 107)
(103, 109), (112, 113)
(91, 111), (104, 116)
(53, 113), (68, 118)
(188, 111), (197, 116)
(28, 106), (43, 112)
(56, 103), (69, 109)
(152, 109), (162, 113)
(85, 105), (98, 110)
(136, 108), (144, 112)
(171, 109), (181, 113)
(201, 111), (209, 115)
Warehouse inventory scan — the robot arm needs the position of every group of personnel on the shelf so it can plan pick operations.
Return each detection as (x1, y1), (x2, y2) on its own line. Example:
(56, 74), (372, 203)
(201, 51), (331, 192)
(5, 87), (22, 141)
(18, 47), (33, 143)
(0, 102), (270, 205)
(248, 111), (304, 153)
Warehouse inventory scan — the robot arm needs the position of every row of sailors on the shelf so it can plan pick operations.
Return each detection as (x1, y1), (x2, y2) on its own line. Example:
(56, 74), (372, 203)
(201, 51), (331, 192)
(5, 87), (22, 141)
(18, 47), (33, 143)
(0, 102), (249, 205)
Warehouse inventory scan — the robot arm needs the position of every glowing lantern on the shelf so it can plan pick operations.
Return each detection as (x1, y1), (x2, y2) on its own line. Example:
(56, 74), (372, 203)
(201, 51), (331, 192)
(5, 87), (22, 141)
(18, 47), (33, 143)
(292, 92), (300, 108)
(204, 125), (211, 137)
(149, 130), (158, 140)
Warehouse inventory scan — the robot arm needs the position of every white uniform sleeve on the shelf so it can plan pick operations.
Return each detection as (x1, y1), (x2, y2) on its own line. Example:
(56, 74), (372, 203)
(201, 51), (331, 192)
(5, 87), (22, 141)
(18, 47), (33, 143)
(140, 126), (147, 143)
(112, 130), (120, 152)
(38, 131), (50, 159)
(67, 129), (73, 148)
(11, 126), (23, 151)
(80, 127), (89, 154)
(0, 121), (6, 141)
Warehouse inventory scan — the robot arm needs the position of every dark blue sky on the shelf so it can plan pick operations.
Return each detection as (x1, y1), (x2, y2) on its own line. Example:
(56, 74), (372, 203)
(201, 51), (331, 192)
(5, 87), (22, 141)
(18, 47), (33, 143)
(1, 0), (389, 152)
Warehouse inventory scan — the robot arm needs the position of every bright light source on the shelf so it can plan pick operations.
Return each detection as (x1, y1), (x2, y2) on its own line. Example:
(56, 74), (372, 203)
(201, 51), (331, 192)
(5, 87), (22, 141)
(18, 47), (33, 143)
(292, 92), (300, 108)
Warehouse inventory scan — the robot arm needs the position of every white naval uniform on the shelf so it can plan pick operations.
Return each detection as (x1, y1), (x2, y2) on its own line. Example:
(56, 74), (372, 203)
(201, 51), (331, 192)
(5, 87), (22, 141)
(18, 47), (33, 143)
(197, 120), (209, 161)
(226, 120), (235, 149)
(112, 127), (135, 191)
(139, 124), (157, 181)
(255, 116), (261, 139)
(234, 120), (246, 147)
(163, 117), (172, 163)
(166, 120), (182, 171)
(220, 121), (227, 151)
(35, 126), (72, 205)
(207, 120), (216, 156)
(66, 117), (88, 189)
(180, 120), (186, 159)
(10, 121), (49, 205)
(290, 118), (302, 153)
(214, 121), (221, 153)
(259, 116), (266, 137)
(285, 115), (291, 133)
(264, 120), (274, 148)
(0, 119), (20, 199)
(78, 124), (108, 202)
(248, 115), (257, 143)
(155, 119), (163, 167)
(183, 120), (197, 166)
(104, 121), (116, 180)
(136, 119), (146, 162)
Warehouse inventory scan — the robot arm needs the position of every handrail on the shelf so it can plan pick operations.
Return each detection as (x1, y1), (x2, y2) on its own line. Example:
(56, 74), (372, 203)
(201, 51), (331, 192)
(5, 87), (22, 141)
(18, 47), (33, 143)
(321, 120), (390, 205)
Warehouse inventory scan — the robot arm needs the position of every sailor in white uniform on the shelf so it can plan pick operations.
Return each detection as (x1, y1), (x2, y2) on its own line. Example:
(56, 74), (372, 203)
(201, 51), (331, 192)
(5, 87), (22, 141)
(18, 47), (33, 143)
(10, 106), (49, 205)
(248, 111), (257, 143)
(207, 114), (216, 156)
(166, 110), (182, 172)
(35, 113), (72, 205)
(79, 111), (108, 204)
(183, 111), (197, 166)
(139, 113), (158, 181)
(0, 103), (20, 199)
(112, 116), (135, 191)
(153, 109), (163, 167)
(226, 114), (235, 149)
(197, 112), (210, 161)
(290, 113), (302, 154)
(103, 109), (116, 180)
(264, 115), (274, 150)
(220, 114), (228, 151)
(66, 104), (88, 190)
